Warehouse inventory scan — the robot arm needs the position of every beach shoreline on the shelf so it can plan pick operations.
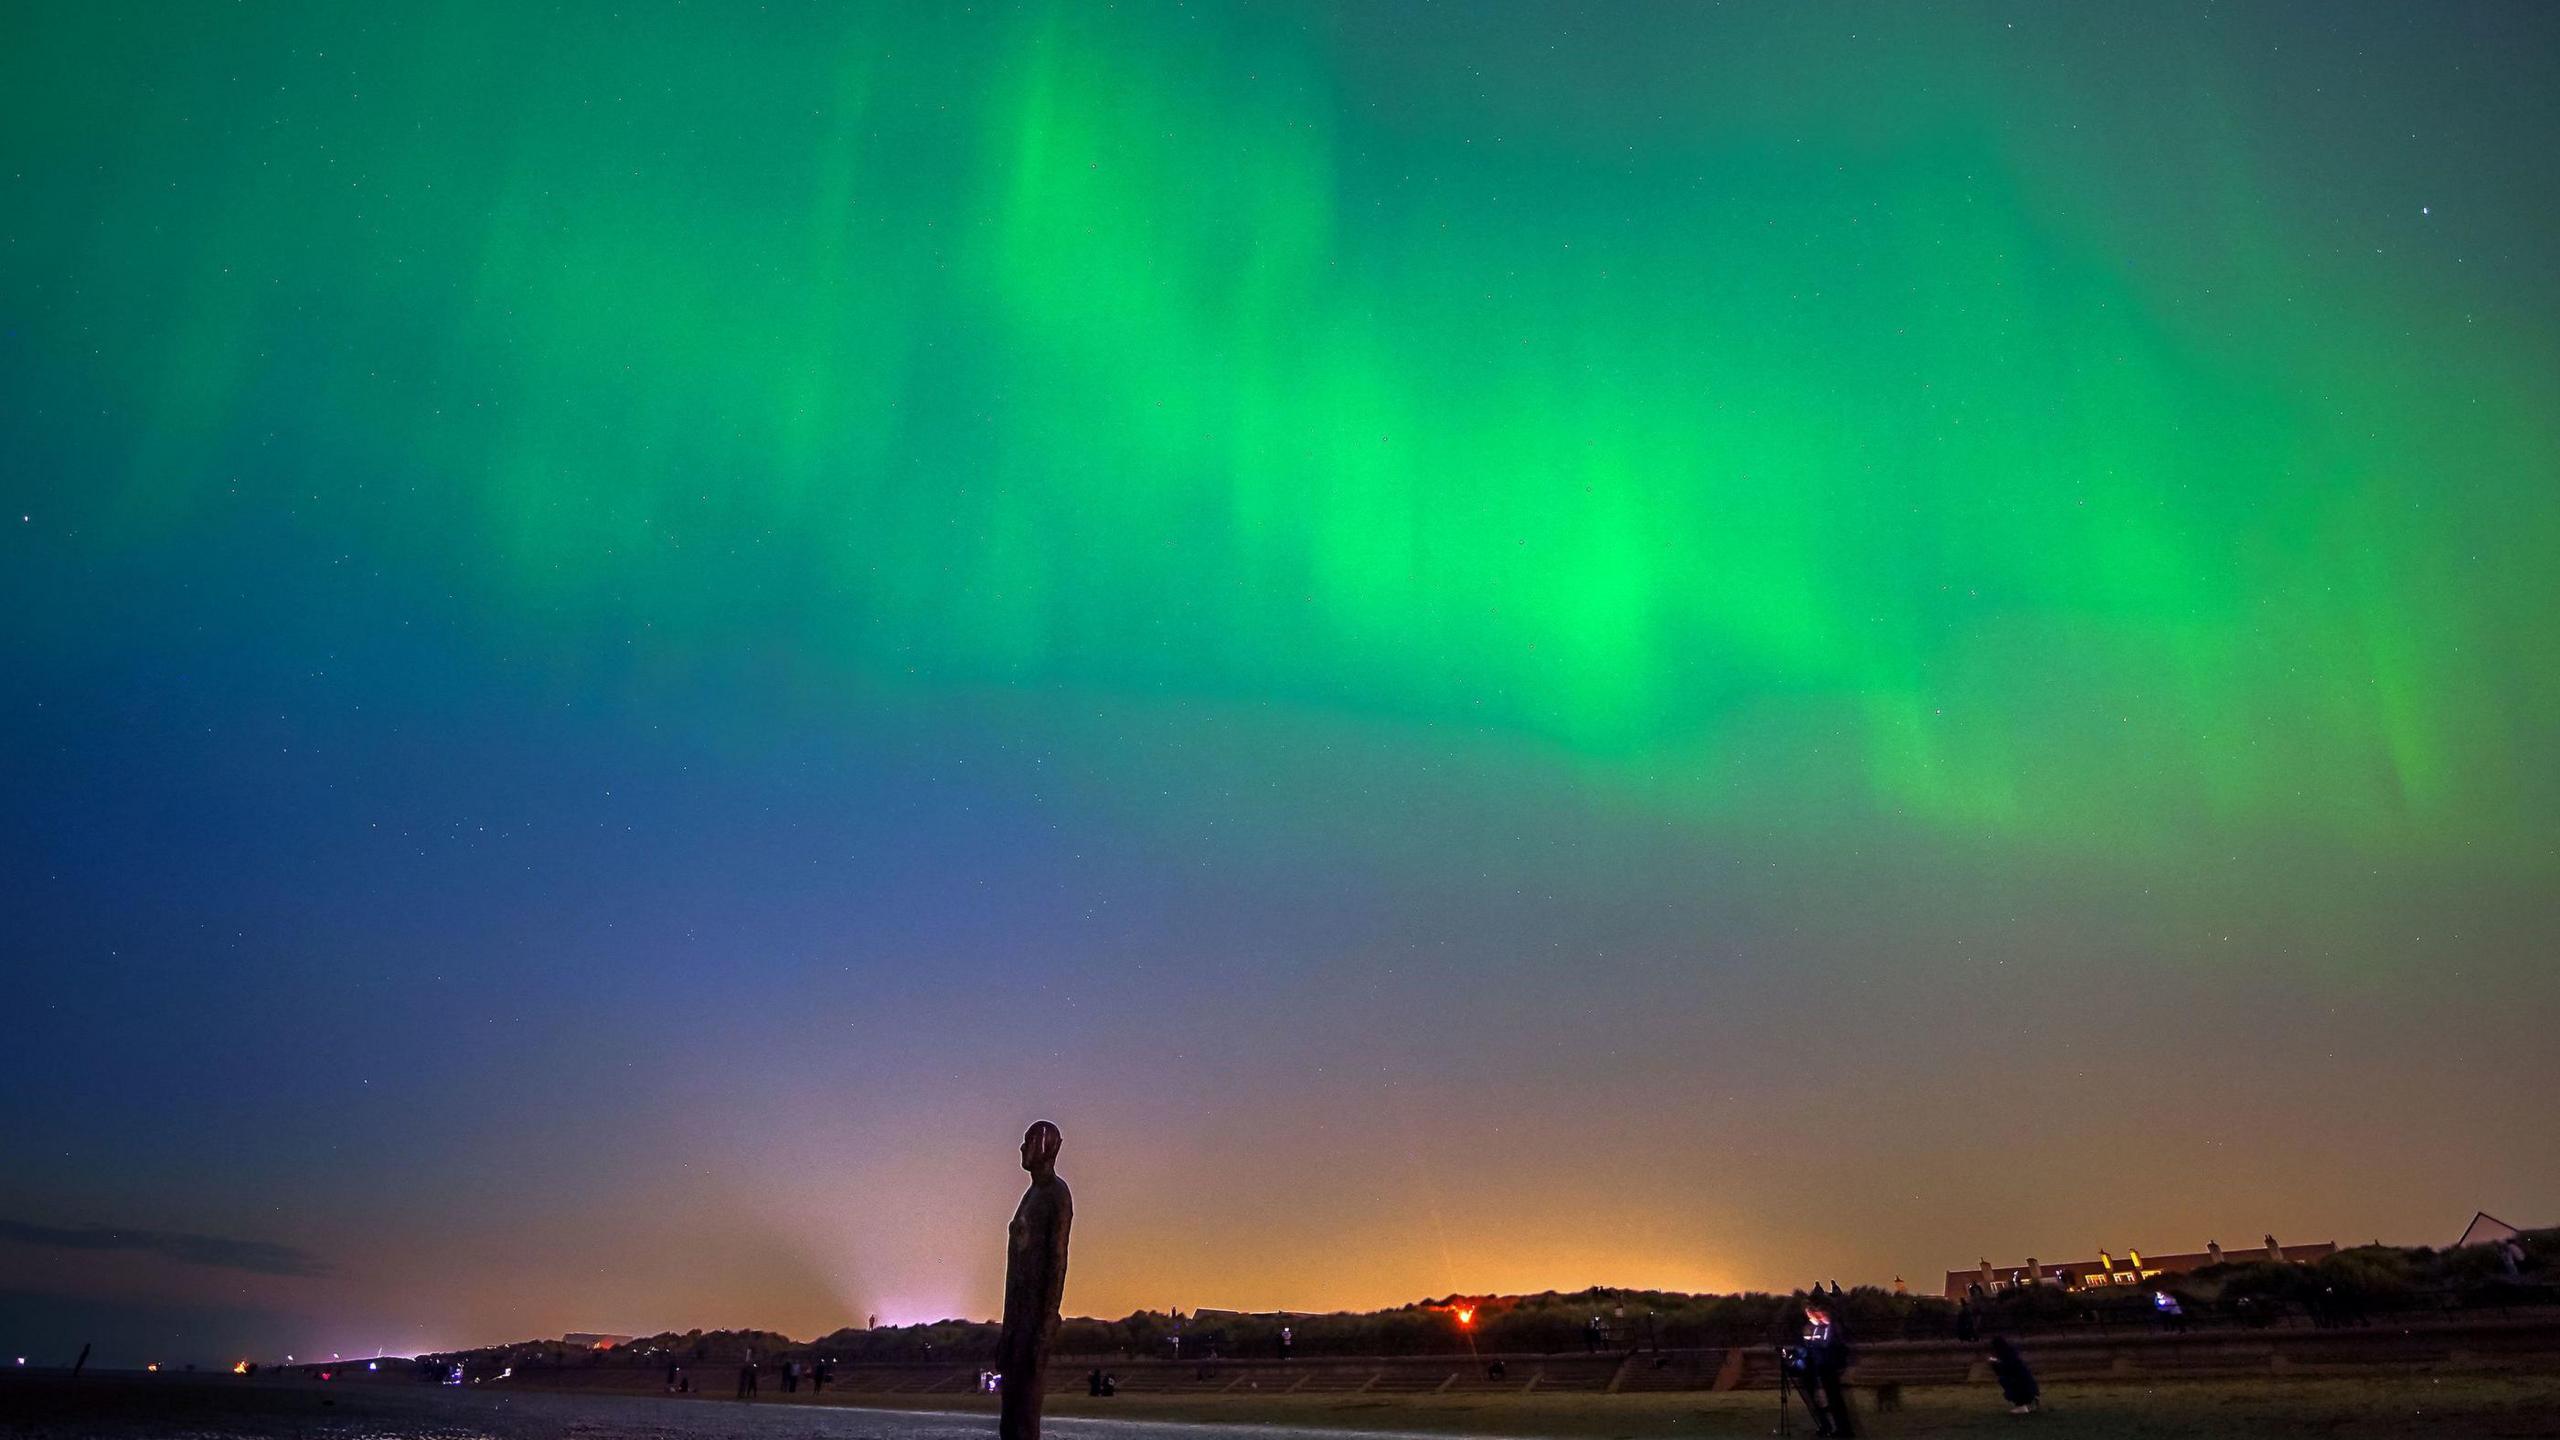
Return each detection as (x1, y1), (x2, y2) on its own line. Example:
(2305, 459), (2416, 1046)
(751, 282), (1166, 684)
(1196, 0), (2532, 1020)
(12, 1370), (2559, 1439)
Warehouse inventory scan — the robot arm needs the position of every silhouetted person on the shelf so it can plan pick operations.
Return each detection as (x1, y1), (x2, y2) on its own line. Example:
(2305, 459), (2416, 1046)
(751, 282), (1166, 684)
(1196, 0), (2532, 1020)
(814, 1359), (831, 1393)
(1987, 1336), (2038, 1414)
(1795, 1304), (1855, 1438)
(666, 1359), (681, 1391)
(2153, 1291), (2188, 1333)
(1000, 1120), (1073, 1440)
(737, 1357), (758, 1399)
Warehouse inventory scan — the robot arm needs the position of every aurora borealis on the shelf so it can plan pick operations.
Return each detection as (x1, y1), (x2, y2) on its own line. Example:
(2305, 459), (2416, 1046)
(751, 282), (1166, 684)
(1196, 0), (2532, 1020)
(3, 0), (2556, 1366)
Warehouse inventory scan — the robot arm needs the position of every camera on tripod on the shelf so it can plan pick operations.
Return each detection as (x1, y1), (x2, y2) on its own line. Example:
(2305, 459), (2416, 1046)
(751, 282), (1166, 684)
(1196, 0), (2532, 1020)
(1777, 1304), (1855, 1438)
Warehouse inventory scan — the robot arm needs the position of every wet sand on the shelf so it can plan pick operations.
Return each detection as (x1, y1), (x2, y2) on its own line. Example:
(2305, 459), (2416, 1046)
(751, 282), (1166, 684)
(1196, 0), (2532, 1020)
(6, 1373), (2560, 1440)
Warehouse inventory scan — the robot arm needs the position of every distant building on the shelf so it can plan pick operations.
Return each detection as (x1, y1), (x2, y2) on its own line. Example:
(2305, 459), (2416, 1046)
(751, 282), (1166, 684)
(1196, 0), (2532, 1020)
(1189, 1308), (1315, 1322)
(562, 1334), (633, 1351)
(2456, 1212), (2523, 1248)
(1943, 1235), (2337, 1301)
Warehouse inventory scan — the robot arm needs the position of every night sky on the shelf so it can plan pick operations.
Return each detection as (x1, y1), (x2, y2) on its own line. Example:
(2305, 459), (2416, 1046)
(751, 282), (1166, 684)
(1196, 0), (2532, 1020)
(4, 1), (2556, 1369)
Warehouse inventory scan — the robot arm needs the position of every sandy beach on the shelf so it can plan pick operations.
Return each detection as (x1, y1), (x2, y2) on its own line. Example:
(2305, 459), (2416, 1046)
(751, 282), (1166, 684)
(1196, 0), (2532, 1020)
(9, 1373), (2560, 1440)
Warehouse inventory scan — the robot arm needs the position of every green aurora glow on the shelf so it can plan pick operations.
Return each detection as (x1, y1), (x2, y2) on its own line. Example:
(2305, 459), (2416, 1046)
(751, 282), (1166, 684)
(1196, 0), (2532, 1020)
(8, 2), (2556, 858)
(8, 0), (2560, 1358)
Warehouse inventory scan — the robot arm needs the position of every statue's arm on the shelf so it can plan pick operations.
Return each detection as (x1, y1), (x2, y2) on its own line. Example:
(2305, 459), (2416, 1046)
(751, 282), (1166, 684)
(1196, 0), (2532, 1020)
(1041, 1191), (1073, 1322)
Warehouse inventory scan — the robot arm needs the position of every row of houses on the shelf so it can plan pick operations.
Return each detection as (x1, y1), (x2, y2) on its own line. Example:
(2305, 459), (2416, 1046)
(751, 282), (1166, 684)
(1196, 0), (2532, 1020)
(1942, 1212), (2528, 1302)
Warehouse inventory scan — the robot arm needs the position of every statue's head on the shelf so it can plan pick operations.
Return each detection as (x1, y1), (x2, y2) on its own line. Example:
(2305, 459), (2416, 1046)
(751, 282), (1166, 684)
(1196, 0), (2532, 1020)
(1020, 1120), (1062, 1176)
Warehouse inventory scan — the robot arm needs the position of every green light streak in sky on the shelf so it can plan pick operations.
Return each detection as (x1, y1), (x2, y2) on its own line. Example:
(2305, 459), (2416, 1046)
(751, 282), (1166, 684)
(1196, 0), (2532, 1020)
(6, 2), (2554, 860)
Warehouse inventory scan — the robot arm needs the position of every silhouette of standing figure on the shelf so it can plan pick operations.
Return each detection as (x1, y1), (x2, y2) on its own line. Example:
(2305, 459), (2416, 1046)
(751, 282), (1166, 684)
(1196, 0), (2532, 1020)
(999, 1121), (1072, 1440)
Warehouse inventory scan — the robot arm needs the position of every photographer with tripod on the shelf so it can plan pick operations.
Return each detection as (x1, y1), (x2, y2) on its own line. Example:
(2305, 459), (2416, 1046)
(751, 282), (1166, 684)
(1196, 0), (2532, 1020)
(1778, 1297), (1856, 1438)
